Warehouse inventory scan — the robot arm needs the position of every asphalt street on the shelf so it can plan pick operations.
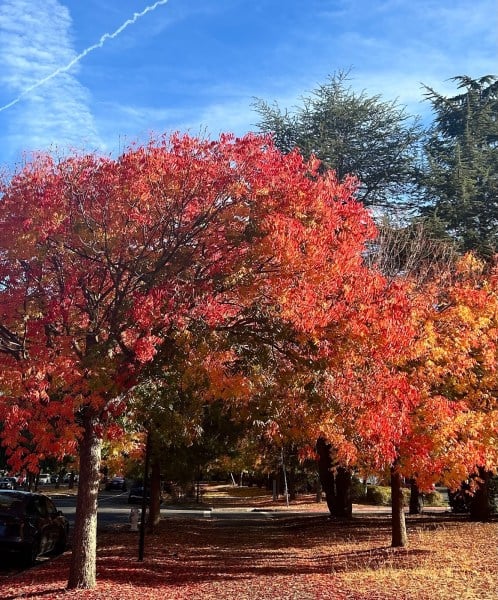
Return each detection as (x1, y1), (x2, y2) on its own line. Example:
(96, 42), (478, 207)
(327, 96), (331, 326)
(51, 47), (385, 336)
(52, 491), (331, 528)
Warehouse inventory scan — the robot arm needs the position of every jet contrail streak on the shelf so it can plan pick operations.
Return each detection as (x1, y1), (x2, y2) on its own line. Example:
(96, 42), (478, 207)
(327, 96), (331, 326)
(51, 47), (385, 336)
(0, 0), (170, 113)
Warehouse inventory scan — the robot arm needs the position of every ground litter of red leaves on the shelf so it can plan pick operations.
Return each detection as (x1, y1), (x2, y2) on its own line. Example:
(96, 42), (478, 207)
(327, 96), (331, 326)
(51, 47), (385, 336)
(1, 487), (497, 599)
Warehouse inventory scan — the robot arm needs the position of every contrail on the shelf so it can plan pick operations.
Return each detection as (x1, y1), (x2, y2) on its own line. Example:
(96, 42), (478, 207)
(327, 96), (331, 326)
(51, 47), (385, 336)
(0, 0), (170, 113)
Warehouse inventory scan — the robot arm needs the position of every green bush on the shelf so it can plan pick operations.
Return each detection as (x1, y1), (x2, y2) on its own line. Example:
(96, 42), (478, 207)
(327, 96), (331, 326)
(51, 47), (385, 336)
(423, 490), (445, 506)
(351, 477), (367, 502)
(366, 485), (391, 505)
(364, 485), (411, 506)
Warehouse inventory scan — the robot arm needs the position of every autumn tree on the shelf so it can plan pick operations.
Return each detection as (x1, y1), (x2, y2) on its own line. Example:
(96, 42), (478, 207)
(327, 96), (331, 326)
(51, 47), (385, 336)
(222, 190), (425, 542)
(0, 133), (394, 587)
(0, 133), (305, 587)
(364, 218), (458, 515)
(402, 254), (498, 520)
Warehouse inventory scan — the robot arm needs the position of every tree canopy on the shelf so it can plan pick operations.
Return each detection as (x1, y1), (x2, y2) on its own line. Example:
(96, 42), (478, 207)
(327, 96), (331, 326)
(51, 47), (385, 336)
(0, 133), (405, 587)
(253, 71), (423, 209)
(421, 75), (498, 258)
(0, 72), (497, 588)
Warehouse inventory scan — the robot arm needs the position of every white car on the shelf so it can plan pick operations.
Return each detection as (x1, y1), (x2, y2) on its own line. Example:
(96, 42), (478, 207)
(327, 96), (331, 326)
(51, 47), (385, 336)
(38, 474), (51, 485)
(0, 477), (16, 489)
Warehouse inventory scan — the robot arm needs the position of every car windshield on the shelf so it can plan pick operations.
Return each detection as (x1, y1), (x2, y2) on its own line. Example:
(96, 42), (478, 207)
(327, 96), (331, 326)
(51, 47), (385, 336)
(0, 492), (24, 513)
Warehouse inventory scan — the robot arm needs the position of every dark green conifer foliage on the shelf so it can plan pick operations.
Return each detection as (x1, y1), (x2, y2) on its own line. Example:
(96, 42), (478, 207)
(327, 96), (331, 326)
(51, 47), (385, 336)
(421, 75), (498, 258)
(253, 71), (423, 210)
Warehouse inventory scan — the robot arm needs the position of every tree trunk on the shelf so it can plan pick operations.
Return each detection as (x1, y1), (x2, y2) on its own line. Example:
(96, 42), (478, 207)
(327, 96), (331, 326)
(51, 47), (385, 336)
(26, 472), (35, 491)
(316, 437), (352, 518)
(316, 437), (336, 515)
(409, 480), (423, 515)
(288, 468), (297, 501)
(67, 412), (102, 589)
(335, 467), (353, 518)
(391, 465), (407, 547)
(470, 467), (493, 522)
(147, 455), (162, 533)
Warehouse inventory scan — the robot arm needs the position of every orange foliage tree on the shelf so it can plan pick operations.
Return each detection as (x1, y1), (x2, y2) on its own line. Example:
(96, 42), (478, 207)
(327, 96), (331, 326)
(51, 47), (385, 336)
(400, 254), (498, 517)
(0, 133), (388, 588)
(209, 184), (423, 545)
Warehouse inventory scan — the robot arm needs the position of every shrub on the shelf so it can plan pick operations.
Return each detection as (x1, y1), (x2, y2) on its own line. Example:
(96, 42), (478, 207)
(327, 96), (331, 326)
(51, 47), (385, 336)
(366, 485), (391, 505)
(351, 477), (367, 502)
(364, 485), (411, 506)
(423, 490), (445, 506)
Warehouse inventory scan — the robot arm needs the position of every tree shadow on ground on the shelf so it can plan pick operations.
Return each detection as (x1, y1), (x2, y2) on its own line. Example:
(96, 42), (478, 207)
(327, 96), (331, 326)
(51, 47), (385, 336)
(0, 512), (482, 599)
(91, 514), (451, 589)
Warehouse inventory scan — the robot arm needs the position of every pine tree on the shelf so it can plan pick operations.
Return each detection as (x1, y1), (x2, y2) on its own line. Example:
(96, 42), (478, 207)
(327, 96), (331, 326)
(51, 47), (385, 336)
(253, 71), (423, 210)
(421, 75), (498, 258)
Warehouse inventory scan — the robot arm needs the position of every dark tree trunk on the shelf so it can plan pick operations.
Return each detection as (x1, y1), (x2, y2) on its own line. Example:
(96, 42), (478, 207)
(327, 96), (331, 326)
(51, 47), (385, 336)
(147, 455), (162, 533)
(409, 480), (423, 515)
(335, 467), (353, 518)
(470, 468), (493, 522)
(391, 465), (407, 547)
(67, 411), (102, 589)
(26, 473), (35, 491)
(316, 437), (352, 518)
(316, 436), (336, 514)
(315, 478), (323, 503)
(288, 468), (297, 501)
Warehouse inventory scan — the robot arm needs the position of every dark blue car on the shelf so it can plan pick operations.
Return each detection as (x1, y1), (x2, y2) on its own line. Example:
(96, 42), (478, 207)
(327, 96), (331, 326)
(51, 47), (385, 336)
(0, 490), (69, 565)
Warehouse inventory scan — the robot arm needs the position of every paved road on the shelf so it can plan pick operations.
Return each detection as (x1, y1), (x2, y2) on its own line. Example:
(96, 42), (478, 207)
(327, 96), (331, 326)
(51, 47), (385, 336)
(52, 492), (328, 528)
(54, 491), (136, 528)
(51, 491), (450, 531)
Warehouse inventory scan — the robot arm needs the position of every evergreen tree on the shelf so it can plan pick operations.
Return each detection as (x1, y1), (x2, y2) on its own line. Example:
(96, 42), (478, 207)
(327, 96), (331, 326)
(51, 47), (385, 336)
(421, 75), (498, 258)
(253, 71), (423, 210)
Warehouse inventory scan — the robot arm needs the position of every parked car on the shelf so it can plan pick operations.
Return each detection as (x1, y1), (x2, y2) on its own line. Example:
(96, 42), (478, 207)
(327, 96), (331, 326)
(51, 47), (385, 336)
(105, 477), (127, 491)
(62, 472), (79, 485)
(0, 490), (69, 565)
(38, 474), (51, 485)
(0, 477), (17, 490)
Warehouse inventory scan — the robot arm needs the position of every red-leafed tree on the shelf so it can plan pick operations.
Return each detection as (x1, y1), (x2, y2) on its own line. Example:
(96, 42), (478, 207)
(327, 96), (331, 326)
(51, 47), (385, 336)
(0, 133), (384, 588)
(0, 133), (285, 587)
(206, 182), (423, 545)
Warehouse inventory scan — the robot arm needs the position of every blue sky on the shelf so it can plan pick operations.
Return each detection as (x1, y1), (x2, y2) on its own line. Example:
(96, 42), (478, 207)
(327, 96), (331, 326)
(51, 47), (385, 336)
(0, 0), (496, 171)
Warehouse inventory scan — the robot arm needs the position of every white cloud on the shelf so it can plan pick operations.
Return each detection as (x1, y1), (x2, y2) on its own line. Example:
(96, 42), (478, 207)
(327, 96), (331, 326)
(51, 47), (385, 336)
(291, 0), (497, 122)
(94, 98), (259, 152)
(0, 0), (102, 165)
(0, 0), (494, 168)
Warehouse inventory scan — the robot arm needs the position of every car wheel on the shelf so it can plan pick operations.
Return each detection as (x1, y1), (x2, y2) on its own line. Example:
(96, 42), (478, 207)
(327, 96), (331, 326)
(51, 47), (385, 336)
(54, 531), (67, 555)
(23, 539), (40, 566)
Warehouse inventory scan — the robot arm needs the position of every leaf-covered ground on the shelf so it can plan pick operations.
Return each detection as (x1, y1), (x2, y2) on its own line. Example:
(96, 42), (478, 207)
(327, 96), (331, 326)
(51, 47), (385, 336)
(1, 490), (497, 599)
